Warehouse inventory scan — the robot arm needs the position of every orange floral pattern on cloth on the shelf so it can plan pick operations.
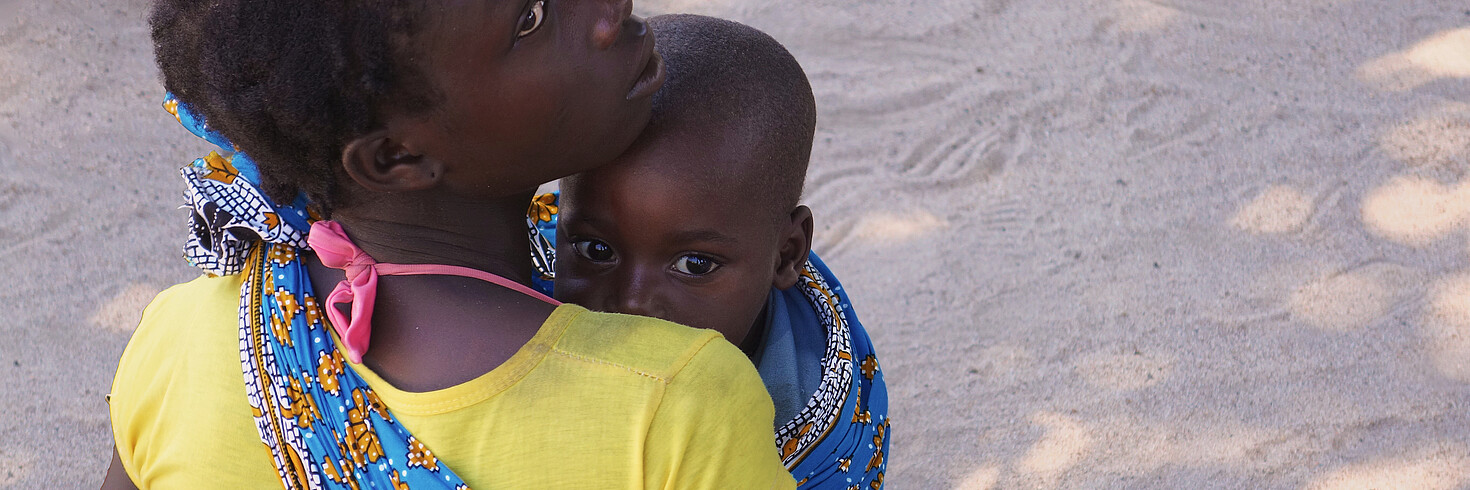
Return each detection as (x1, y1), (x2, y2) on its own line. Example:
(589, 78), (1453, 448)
(202, 151), (242, 184)
(272, 314), (295, 347)
(390, 471), (411, 490)
(303, 295), (323, 328)
(275, 288), (301, 323)
(405, 436), (440, 471)
(317, 351), (344, 395)
(179, 120), (312, 277)
(860, 355), (879, 380)
(285, 376), (321, 429)
(527, 193), (559, 224)
(344, 390), (387, 467)
(271, 245), (298, 265)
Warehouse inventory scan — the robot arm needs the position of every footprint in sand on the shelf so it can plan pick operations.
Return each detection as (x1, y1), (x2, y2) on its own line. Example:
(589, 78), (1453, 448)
(1107, 0), (1186, 33)
(1307, 445), (1470, 490)
(813, 196), (1034, 261)
(1290, 261), (1425, 332)
(1016, 412), (1094, 485)
(882, 119), (1025, 190)
(1376, 103), (1470, 170)
(1110, 82), (1218, 158)
(1423, 273), (1470, 382)
(1231, 184), (1324, 236)
(812, 207), (948, 257)
(1361, 176), (1470, 247)
(1357, 27), (1470, 93)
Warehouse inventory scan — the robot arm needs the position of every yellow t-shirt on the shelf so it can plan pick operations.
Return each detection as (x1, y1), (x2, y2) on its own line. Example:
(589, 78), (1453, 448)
(110, 274), (795, 489)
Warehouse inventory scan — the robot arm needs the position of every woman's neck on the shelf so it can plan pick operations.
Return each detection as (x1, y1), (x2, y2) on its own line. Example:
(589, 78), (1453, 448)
(327, 191), (536, 284)
(304, 190), (555, 392)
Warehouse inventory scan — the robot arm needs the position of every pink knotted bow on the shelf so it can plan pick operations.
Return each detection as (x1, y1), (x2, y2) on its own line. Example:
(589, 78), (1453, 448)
(307, 220), (558, 364)
(309, 221), (381, 364)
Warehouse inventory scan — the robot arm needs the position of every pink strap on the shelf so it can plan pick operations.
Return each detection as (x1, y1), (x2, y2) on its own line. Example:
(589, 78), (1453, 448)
(307, 220), (560, 364)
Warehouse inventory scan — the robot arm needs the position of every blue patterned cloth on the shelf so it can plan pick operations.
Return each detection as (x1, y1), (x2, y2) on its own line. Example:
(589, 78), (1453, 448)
(169, 94), (471, 490)
(765, 254), (889, 489)
(528, 192), (890, 489)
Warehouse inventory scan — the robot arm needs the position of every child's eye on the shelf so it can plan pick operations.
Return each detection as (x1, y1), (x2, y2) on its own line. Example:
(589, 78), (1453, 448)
(671, 254), (720, 276)
(516, 0), (546, 38)
(572, 239), (616, 262)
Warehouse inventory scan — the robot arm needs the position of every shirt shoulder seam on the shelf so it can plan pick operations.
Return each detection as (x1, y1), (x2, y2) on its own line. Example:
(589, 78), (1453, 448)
(549, 347), (671, 384)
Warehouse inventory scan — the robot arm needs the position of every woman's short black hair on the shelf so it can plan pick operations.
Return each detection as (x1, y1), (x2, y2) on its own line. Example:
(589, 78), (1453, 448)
(150, 0), (439, 214)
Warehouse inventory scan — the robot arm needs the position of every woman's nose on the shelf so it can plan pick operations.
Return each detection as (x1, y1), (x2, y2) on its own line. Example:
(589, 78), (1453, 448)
(591, 0), (638, 50)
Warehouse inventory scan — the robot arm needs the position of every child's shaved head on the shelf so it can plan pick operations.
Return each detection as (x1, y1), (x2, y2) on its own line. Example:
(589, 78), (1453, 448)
(598, 14), (816, 218)
(555, 15), (818, 352)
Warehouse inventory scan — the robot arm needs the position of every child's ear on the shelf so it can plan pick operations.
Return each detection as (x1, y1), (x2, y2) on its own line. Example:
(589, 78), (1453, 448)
(773, 205), (815, 290)
(340, 129), (445, 193)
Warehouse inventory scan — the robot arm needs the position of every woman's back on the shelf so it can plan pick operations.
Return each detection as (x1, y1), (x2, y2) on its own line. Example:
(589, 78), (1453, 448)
(111, 274), (791, 488)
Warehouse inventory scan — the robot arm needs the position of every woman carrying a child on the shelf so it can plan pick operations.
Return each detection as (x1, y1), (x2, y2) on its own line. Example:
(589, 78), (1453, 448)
(103, 1), (792, 488)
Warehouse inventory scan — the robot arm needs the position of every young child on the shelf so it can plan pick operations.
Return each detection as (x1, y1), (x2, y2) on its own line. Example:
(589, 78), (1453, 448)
(106, 2), (793, 489)
(529, 14), (890, 489)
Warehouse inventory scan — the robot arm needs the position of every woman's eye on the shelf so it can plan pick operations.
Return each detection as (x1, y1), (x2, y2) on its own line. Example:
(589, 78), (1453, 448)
(672, 255), (720, 276)
(516, 0), (546, 38)
(572, 239), (615, 262)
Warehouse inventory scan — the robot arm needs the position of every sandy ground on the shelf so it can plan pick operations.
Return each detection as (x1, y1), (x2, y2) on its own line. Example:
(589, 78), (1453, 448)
(3, 0), (1469, 488)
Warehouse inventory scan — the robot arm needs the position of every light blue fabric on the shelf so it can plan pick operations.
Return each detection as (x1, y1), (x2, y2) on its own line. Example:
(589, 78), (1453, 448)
(754, 284), (826, 426)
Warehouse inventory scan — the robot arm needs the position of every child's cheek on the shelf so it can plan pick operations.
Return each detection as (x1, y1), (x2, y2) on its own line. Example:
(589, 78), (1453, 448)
(550, 275), (597, 306)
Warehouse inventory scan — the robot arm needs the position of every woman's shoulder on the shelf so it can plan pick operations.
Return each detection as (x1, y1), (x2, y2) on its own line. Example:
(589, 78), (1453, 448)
(122, 274), (243, 360)
(142, 273), (244, 322)
(113, 273), (246, 393)
(110, 273), (277, 486)
(551, 306), (746, 384)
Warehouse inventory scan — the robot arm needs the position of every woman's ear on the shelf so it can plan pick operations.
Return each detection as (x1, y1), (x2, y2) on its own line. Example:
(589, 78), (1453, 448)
(340, 129), (445, 193)
(773, 205), (815, 290)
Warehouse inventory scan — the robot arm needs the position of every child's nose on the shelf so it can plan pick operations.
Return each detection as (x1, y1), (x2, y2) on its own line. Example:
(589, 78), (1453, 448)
(613, 293), (664, 319)
(590, 0), (638, 50)
(612, 282), (665, 318)
(611, 273), (665, 319)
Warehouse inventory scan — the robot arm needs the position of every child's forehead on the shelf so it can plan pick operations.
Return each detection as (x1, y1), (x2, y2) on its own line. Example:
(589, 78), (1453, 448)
(566, 132), (785, 224)
(619, 125), (769, 195)
(572, 175), (783, 245)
